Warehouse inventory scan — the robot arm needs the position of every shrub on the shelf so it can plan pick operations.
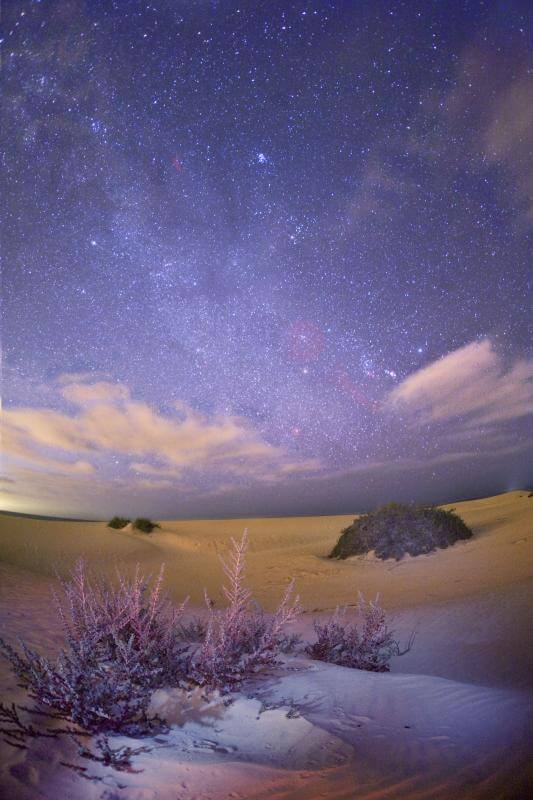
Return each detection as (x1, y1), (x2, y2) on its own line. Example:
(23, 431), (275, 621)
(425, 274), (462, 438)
(190, 530), (301, 692)
(177, 616), (208, 643)
(107, 516), (130, 529)
(0, 560), (188, 734)
(132, 518), (160, 533)
(307, 594), (413, 672)
(330, 502), (473, 561)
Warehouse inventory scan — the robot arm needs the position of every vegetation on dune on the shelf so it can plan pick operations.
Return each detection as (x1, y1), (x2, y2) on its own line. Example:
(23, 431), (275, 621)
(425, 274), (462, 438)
(330, 502), (473, 561)
(307, 593), (413, 671)
(132, 517), (160, 533)
(0, 528), (411, 771)
(107, 517), (161, 532)
(0, 532), (303, 734)
(107, 516), (130, 529)
(190, 529), (301, 691)
(0, 561), (188, 734)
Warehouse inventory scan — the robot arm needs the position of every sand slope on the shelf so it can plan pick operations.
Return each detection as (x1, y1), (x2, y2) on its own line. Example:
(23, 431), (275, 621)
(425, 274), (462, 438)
(0, 491), (532, 799)
(1, 491), (532, 611)
(3, 665), (531, 800)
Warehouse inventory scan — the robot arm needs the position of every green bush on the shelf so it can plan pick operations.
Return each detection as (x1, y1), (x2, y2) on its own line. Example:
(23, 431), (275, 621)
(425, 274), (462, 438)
(329, 502), (473, 561)
(108, 516), (130, 529)
(132, 518), (160, 534)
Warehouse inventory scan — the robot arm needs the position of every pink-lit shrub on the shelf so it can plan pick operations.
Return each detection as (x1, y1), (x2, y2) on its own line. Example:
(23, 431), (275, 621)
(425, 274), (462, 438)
(307, 593), (413, 672)
(1, 531), (412, 742)
(190, 530), (301, 691)
(0, 560), (188, 733)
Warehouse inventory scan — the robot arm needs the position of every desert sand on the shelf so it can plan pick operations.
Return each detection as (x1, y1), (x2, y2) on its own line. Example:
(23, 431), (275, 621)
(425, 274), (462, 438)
(0, 490), (532, 799)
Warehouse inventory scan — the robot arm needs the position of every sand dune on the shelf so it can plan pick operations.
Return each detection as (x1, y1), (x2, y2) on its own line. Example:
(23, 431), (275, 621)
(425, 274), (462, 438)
(1, 491), (531, 611)
(0, 491), (532, 799)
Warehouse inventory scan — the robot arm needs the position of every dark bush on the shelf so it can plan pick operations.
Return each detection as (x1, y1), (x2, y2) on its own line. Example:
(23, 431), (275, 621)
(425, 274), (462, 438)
(132, 518), (160, 533)
(107, 516), (130, 529)
(330, 502), (473, 561)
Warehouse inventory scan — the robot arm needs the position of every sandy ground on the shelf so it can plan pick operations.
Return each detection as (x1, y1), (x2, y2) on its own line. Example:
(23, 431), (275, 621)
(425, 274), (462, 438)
(0, 490), (532, 799)
(1, 491), (531, 612)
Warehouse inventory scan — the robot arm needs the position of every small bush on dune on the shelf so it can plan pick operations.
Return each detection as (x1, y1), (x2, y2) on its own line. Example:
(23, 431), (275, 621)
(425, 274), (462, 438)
(0, 560), (188, 733)
(190, 530), (301, 692)
(330, 502), (473, 561)
(107, 516), (130, 529)
(307, 594), (413, 672)
(132, 518), (160, 533)
(107, 517), (161, 533)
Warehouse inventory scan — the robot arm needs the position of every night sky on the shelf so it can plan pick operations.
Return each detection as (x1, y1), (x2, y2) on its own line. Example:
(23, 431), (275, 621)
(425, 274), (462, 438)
(2, 0), (532, 519)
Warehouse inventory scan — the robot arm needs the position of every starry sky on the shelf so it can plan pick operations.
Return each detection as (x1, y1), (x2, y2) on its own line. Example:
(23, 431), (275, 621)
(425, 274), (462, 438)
(2, 0), (532, 519)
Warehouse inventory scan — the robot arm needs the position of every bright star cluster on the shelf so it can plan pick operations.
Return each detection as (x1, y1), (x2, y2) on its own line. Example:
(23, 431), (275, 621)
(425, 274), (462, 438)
(2, 0), (532, 517)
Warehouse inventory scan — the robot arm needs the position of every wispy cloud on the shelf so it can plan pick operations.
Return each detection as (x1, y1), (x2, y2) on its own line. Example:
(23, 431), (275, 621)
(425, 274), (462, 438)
(385, 339), (533, 427)
(2, 345), (531, 517)
(343, 37), (533, 227)
(421, 39), (533, 223)
(482, 73), (533, 221)
(3, 423), (96, 476)
(2, 375), (320, 486)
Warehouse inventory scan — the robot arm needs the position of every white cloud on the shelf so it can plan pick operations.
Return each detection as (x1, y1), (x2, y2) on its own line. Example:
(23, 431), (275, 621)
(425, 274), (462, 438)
(2, 375), (320, 487)
(386, 339), (533, 427)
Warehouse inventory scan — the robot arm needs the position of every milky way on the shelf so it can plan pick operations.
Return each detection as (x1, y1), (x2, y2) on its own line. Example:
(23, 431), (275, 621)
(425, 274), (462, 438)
(2, 1), (532, 517)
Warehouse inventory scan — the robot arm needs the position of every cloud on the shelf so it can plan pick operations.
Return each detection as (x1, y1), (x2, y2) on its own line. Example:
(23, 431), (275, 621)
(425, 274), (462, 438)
(0, 465), (135, 517)
(62, 381), (130, 405)
(3, 351), (530, 518)
(129, 462), (181, 478)
(2, 375), (320, 485)
(2, 422), (96, 476)
(438, 40), (533, 222)
(136, 478), (174, 490)
(482, 73), (533, 219)
(386, 339), (533, 427)
(348, 162), (411, 220)
(57, 371), (111, 386)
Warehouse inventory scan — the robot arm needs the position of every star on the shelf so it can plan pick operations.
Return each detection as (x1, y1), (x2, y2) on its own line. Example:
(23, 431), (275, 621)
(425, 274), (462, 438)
(2, 0), (530, 516)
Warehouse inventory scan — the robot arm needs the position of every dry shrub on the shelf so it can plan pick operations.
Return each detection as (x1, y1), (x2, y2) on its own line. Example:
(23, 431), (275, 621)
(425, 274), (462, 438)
(307, 593), (413, 672)
(0, 560), (188, 733)
(1, 528), (415, 742)
(190, 530), (301, 691)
